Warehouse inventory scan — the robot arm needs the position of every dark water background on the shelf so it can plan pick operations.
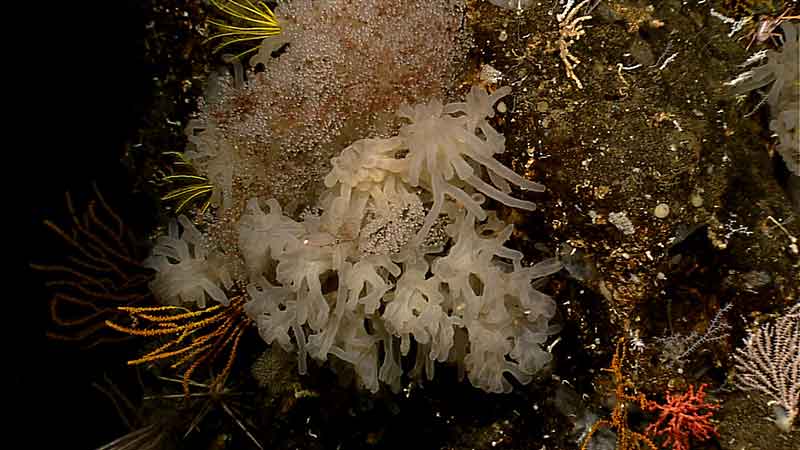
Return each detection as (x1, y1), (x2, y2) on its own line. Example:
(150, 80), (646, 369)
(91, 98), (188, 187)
(27, 1), (152, 448)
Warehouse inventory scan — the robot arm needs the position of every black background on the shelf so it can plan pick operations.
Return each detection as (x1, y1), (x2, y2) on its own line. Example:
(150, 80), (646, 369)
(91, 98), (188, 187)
(22, 1), (153, 448)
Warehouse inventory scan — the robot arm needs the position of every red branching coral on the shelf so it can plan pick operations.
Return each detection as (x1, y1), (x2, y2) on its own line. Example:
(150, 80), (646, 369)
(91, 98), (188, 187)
(645, 383), (720, 450)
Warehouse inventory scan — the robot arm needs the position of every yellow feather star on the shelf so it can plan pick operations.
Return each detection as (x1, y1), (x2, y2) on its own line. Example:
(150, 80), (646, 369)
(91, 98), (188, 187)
(161, 151), (214, 215)
(205, 0), (282, 59)
(106, 297), (251, 397)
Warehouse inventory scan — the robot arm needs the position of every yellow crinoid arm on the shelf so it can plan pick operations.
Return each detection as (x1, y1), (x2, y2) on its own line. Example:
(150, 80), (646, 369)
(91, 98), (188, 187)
(205, 0), (282, 59)
(106, 297), (251, 397)
(161, 152), (214, 215)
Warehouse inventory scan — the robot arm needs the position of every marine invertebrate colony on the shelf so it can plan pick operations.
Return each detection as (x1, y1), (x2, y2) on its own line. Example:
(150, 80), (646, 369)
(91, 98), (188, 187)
(645, 384), (720, 450)
(726, 23), (800, 174)
(147, 86), (560, 393)
(733, 303), (799, 431)
(191, 0), (472, 215)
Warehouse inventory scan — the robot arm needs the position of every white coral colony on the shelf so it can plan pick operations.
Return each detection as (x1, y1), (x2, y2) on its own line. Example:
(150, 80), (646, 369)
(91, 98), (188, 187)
(726, 24), (800, 174)
(148, 86), (561, 393)
(398, 85), (545, 241)
(145, 215), (234, 308)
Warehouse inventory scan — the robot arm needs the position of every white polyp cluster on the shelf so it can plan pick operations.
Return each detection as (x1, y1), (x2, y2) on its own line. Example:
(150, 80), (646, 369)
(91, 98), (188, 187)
(234, 86), (560, 393)
(192, 0), (472, 212)
(144, 215), (233, 308)
(726, 24), (799, 174)
(145, 86), (558, 393)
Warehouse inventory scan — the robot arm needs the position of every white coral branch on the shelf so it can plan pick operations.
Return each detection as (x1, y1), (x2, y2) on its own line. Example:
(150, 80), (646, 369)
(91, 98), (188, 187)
(734, 304), (800, 431)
